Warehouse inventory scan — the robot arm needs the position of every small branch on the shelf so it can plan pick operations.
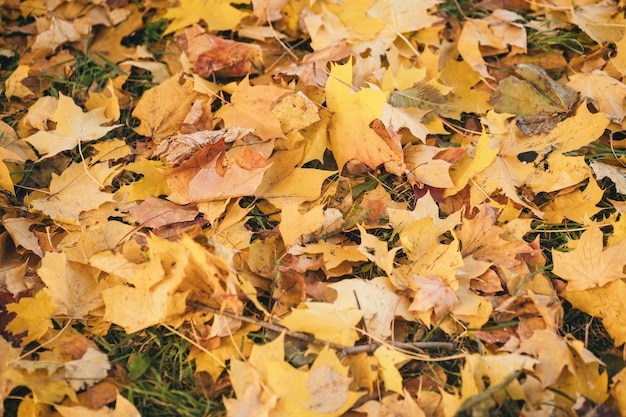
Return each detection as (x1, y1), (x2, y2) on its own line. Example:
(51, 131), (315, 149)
(186, 301), (455, 357)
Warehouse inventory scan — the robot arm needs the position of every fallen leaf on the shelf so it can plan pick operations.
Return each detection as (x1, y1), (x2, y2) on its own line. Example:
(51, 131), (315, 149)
(163, 0), (249, 35)
(5, 291), (56, 346)
(177, 25), (263, 78)
(132, 74), (201, 142)
(326, 61), (397, 170)
(562, 279), (626, 346)
(155, 127), (253, 165)
(329, 276), (411, 340)
(568, 71), (626, 123)
(215, 77), (290, 141)
(2, 217), (43, 258)
(63, 347), (111, 391)
(27, 161), (117, 224)
(409, 275), (459, 325)
(128, 195), (198, 229)
(23, 93), (119, 160)
(542, 177), (604, 223)
(265, 346), (363, 417)
(590, 160), (626, 195)
(31, 17), (80, 58)
(457, 10), (527, 80)
(404, 143), (455, 188)
(516, 329), (576, 388)
(356, 390), (426, 417)
(570, 0), (626, 44)
(4, 64), (35, 100)
(552, 223), (626, 292)
(279, 302), (363, 347)
(458, 205), (533, 268)
(374, 346), (411, 395)
(224, 366), (277, 417)
(277, 43), (352, 87)
(39, 252), (103, 318)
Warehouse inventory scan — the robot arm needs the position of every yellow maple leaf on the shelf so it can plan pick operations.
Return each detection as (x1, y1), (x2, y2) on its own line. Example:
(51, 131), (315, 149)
(27, 161), (116, 224)
(568, 71), (626, 123)
(357, 224), (402, 286)
(439, 59), (493, 119)
(457, 10), (526, 80)
(473, 104), (609, 215)
(23, 93), (119, 160)
(374, 346), (411, 395)
(215, 77), (289, 141)
(85, 81), (121, 122)
(326, 61), (397, 170)
(132, 74), (200, 142)
(456, 353), (537, 414)
(369, 0), (441, 34)
(262, 346), (363, 417)
(329, 276), (411, 340)
(552, 223), (626, 292)
(4, 64), (34, 100)
(563, 279), (626, 346)
(5, 291), (56, 346)
(116, 157), (171, 203)
(279, 201), (326, 247)
(446, 128), (499, 197)
(279, 302), (363, 347)
(295, 241), (368, 271)
(38, 252), (102, 319)
(448, 278), (493, 330)
(225, 361), (277, 417)
(404, 143), (455, 188)
(458, 205), (533, 269)
(258, 165), (336, 206)
(542, 176), (604, 223)
(516, 329), (575, 388)
(570, 0), (626, 44)
(163, 0), (250, 35)
(400, 235), (463, 291)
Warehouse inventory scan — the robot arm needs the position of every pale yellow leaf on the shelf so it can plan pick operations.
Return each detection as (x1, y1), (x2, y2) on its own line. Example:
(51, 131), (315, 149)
(64, 347), (111, 391)
(40, 252), (102, 318)
(23, 93), (119, 160)
(329, 276), (411, 339)
(28, 161), (116, 224)
(280, 302), (363, 347)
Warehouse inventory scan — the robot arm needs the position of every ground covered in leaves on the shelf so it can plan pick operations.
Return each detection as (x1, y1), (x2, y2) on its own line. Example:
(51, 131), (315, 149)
(1, 0), (626, 416)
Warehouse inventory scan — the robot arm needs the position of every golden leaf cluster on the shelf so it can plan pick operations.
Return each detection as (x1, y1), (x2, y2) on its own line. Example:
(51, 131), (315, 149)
(1, 0), (626, 416)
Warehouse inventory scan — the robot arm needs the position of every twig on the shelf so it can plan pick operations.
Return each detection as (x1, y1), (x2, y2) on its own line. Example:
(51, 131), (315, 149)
(187, 301), (455, 357)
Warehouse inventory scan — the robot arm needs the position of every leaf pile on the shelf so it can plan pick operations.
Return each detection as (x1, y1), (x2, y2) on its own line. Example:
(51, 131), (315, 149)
(1, 0), (626, 416)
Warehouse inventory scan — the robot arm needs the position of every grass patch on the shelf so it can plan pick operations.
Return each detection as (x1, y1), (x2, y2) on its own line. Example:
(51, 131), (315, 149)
(94, 325), (226, 417)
